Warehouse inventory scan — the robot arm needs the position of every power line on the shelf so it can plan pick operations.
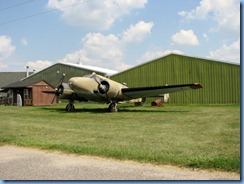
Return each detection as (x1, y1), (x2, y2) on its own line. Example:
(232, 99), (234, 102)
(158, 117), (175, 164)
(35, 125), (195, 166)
(0, 0), (35, 12)
(0, 0), (92, 26)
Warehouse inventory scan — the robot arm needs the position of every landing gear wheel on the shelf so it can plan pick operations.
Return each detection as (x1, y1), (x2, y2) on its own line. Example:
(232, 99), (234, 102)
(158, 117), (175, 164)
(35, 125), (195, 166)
(108, 102), (118, 112)
(66, 103), (75, 112)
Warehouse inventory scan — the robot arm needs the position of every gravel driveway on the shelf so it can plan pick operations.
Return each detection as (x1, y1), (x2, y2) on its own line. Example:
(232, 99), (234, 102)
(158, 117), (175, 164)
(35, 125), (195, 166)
(0, 145), (239, 180)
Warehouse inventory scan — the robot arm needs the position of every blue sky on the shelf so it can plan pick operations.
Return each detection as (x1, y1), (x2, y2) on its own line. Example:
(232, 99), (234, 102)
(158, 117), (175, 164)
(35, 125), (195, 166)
(0, 0), (240, 72)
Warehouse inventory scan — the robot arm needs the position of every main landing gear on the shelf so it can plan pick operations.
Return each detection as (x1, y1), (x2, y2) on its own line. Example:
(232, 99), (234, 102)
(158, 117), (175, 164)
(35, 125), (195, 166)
(66, 102), (75, 112)
(65, 101), (118, 112)
(108, 102), (118, 112)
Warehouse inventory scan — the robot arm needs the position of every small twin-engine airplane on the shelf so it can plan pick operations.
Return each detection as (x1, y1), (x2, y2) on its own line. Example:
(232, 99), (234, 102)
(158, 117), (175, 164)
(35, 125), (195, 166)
(43, 72), (202, 112)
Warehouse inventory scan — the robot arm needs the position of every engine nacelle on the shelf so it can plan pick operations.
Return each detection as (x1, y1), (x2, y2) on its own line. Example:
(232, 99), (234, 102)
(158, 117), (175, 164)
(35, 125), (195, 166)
(98, 80), (110, 94)
(57, 83), (75, 99)
(96, 79), (125, 100)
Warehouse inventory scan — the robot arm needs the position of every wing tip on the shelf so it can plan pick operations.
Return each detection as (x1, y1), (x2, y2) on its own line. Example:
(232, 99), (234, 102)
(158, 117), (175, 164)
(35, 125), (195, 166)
(191, 83), (203, 89)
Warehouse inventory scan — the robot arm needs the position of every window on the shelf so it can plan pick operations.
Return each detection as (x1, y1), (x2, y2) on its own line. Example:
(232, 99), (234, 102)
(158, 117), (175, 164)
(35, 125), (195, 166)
(24, 89), (29, 99)
(8, 90), (13, 98)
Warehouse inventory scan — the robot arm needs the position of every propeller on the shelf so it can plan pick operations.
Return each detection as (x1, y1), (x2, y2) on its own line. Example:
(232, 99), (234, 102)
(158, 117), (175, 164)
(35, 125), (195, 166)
(92, 73), (120, 112)
(50, 73), (66, 105)
(92, 73), (110, 94)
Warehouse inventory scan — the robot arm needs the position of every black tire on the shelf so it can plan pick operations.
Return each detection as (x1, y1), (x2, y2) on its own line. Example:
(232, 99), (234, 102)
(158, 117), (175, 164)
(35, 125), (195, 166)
(109, 103), (118, 112)
(66, 104), (75, 112)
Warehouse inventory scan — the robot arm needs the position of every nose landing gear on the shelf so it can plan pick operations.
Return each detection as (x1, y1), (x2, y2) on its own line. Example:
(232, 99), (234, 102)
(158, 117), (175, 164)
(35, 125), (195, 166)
(66, 101), (75, 112)
(108, 102), (118, 112)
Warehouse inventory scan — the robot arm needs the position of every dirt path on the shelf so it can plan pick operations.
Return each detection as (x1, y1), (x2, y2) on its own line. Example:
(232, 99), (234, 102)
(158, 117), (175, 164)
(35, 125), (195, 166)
(0, 145), (239, 180)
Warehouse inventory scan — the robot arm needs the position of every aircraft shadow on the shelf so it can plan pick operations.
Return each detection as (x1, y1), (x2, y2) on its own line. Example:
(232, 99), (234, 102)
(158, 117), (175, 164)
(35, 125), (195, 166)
(40, 107), (189, 113)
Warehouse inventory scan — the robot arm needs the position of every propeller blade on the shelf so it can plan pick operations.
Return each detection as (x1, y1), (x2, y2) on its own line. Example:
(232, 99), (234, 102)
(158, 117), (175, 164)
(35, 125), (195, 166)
(42, 90), (56, 94)
(57, 73), (66, 86)
(93, 73), (101, 85)
(51, 94), (56, 105)
(41, 74), (66, 105)
(53, 73), (66, 96)
(56, 85), (64, 96)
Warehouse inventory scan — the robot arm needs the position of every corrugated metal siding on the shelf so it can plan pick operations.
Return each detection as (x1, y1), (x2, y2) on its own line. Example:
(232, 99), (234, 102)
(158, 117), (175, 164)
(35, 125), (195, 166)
(111, 54), (240, 104)
(21, 63), (105, 87)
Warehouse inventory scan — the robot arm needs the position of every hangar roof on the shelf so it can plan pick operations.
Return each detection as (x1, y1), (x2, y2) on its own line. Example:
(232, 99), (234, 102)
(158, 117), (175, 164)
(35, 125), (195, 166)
(21, 62), (118, 81)
(59, 62), (118, 76)
(112, 53), (240, 76)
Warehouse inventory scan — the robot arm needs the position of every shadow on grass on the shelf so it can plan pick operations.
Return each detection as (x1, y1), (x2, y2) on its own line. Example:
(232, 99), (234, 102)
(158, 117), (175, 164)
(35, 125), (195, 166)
(40, 106), (189, 114)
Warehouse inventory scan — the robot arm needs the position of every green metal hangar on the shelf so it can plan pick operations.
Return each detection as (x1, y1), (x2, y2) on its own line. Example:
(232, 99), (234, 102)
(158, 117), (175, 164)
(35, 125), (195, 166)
(111, 54), (240, 104)
(20, 62), (117, 88)
(2, 62), (117, 106)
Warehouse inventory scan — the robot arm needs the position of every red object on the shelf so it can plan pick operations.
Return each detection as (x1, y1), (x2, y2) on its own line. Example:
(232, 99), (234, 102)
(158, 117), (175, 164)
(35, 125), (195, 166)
(151, 99), (163, 107)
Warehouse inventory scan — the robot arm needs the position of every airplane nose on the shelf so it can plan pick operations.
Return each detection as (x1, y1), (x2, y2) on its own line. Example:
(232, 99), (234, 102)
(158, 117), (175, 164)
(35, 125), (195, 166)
(68, 78), (77, 88)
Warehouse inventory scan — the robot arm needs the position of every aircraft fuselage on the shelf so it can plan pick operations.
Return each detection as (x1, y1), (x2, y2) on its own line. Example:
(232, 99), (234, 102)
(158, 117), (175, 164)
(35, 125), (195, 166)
(68, 75), (128, 103)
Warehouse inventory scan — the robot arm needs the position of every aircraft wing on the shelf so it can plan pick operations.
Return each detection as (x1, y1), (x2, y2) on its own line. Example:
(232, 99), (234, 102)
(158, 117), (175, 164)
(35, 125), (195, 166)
(121, 83), (202, 99)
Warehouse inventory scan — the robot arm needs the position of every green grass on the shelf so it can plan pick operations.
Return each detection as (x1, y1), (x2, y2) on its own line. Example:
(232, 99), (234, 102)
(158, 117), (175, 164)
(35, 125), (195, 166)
(0, 103), (240, 172)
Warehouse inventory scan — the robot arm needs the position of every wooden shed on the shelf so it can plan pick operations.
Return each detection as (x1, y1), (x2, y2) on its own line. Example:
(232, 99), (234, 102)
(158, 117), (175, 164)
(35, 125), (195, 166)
(2, 80), (55, 106)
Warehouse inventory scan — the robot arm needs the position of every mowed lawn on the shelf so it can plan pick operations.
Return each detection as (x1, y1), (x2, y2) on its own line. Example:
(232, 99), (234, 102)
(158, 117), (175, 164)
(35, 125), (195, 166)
(0, 103), (240, 172)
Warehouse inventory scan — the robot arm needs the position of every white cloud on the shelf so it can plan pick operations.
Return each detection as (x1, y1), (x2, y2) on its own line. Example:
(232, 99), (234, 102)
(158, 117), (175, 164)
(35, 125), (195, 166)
(60, 33), (128, 71)
(0, 35), (16, 60)
(208, 39), (240, 63)
(83, 33), (123, 60)
(171, 30), (199, 46)
(139, 49), (184, 63)
(59, 21), (153, 71)
(116, 62), (132, 72)
(60, 50), (92, 64)
(0, 63), (8, 69)
(47, 0), (147, 30)
(203, 33), (209, 42)
(122, 21), (154, 43)
(21, 38), (28, 46)
(115, 0), (147, 9)
(26, 60), (53, 71)
(178, 0), (240, 34)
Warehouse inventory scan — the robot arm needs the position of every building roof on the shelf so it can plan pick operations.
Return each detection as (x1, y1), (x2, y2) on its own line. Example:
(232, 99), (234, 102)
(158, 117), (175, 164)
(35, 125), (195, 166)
(21, 62), (118, 81)
(112, 53), (240, 76)
(0, 72), (27, 89)
(0, 72), (32, 96)
(59, 62), (118, 76)
(2, 79), (54, 90)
